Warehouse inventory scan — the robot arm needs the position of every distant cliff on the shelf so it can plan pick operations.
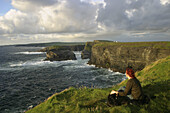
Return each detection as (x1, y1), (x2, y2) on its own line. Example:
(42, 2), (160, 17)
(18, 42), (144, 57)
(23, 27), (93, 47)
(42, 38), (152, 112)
(88, 41), (170, 73)
(39, 45), (85, 52)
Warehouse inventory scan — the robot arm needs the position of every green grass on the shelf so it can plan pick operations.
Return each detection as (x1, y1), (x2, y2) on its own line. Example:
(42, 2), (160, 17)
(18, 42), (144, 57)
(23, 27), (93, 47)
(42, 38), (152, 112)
(26, 56), (170, 113)
(93, 41), (170, 49)
(46, 45), (66, 50)
(84, 40), (112, 52)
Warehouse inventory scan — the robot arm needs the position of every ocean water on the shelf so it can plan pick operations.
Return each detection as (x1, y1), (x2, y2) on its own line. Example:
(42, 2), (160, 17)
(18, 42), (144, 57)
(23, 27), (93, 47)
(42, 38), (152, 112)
(0, 46), (126, 113)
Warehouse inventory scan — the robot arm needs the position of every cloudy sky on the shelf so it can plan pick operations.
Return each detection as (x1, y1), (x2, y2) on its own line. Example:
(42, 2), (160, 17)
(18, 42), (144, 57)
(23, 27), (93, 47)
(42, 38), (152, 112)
(0, 0), (170, 45)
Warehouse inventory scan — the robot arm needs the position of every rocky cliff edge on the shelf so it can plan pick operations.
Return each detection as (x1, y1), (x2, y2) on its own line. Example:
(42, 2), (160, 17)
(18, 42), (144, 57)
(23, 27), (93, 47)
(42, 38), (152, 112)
(88, 41), (170, 73)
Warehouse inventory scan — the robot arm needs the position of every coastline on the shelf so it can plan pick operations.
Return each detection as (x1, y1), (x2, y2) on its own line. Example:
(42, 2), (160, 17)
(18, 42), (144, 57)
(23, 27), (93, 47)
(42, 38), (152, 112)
(26, 55), (170, 113)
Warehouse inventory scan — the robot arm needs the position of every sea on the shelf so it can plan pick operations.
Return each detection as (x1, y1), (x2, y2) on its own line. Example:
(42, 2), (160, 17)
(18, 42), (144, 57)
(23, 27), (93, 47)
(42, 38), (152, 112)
(0, 45), (126, 113)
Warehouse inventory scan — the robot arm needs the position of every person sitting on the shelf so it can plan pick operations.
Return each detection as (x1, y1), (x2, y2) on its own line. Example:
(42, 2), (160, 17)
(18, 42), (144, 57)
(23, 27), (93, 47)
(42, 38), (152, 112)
(110, 67), (144, 104)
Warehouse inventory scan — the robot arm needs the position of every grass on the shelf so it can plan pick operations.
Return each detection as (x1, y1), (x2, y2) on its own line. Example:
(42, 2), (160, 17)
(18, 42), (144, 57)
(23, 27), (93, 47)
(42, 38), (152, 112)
(93, 41), (170, 49)
(26, 56), (170, 113)
(46, 45), (66, 50)
(84, 40), (112, 52)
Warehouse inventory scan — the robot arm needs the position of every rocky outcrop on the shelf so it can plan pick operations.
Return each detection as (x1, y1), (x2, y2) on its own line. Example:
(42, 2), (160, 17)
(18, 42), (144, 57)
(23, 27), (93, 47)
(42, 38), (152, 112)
(81, 40), (112, 59)
(44, 49), (77, 61)
(81, 50), (91, 59)
(40, 44), (84, 61)
(88, 42), (170, 73)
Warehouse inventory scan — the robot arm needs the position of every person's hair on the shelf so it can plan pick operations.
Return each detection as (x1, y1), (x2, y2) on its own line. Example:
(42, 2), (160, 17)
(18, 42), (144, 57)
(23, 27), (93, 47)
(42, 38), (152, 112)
(126, 68), (135, 78)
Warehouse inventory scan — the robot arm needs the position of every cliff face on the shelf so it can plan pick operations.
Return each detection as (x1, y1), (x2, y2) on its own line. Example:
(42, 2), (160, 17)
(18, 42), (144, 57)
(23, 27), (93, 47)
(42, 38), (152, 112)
(88, 42), (170, 73)
(81, 42), (94, 59)
(81, 40), (112, 59)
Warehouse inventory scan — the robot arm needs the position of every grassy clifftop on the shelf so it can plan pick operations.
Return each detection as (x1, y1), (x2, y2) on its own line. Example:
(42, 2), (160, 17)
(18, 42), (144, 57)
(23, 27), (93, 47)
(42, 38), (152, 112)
(93, 41), (170, 49)
(26, 56), (170, 113)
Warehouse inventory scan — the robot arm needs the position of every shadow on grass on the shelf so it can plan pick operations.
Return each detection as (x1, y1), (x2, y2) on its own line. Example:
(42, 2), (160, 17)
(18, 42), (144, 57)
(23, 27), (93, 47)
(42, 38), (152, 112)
(142, 80), (170, 96)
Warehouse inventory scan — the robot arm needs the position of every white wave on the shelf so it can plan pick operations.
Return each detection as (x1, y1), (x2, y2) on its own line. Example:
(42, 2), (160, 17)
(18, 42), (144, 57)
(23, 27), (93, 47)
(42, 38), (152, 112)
(108, 68), (113, 72)
(73, 51), (82, 60)
(9, 58), (79, 67)
(85, 63), (96, 68)
(63, 59), (95, 70)
(85, 64), (125, 76)
(60, 60), (76, 63)
(15, 51), (46, 55)
(73, 51), (82, 54)
(10, 60), (54, 67)
(112, 72), (124, 75)
(64, 65), (89, 69)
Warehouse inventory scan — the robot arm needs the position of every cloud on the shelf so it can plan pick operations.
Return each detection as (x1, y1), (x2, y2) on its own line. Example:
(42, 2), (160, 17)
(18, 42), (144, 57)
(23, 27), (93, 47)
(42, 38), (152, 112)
(0, 0), (99, 35)
(11, 0), (57, 12)
(0, 9), (41, 34)
(97, 0), (170, 33)
(0, 0), (170, 45)
(38, 0), (99, 33)
(160, 0), (170, 5)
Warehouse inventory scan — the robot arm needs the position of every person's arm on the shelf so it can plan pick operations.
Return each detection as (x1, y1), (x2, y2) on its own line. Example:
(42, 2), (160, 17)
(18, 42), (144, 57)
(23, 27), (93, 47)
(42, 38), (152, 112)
(118, 80), (132, 96)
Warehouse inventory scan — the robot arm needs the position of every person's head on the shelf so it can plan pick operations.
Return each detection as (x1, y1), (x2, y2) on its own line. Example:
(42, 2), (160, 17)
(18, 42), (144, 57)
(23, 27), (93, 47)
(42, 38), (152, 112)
(126, 68), (135, 79)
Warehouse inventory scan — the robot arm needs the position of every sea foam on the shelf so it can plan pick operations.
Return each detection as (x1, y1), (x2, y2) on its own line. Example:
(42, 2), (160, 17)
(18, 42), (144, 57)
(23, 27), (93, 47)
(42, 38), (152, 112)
(15, 51), (46, 55)
(10, 60), (53, 67)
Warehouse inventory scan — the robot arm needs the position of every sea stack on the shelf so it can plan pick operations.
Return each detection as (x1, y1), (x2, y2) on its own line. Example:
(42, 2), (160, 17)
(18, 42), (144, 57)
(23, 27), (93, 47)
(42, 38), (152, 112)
(44, 49), (77, 61)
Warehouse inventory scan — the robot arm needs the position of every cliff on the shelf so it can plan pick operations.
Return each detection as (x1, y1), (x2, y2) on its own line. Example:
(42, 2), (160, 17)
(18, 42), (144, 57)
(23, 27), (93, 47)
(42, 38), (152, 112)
(88, 41), (170, 73)
(81, 42), (94, 59)
(26, 56), (170, 113)
(81, 40), (112, 59)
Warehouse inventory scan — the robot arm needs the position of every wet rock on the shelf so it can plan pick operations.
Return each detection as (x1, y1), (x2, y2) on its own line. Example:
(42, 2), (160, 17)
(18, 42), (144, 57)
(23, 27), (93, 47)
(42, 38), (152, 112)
(44, 49), (77, 61)
(81, 50), (91, 59)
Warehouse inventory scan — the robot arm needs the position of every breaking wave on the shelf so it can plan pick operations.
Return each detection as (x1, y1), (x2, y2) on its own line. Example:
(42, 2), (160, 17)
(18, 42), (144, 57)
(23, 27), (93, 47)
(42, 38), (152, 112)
(10, 60), (52, 67)
(15, 51), (46, 55)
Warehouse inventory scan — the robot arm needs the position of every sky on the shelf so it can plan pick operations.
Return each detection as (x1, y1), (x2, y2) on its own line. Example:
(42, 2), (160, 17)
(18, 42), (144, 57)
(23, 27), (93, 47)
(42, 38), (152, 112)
(0, 0), (170, 45)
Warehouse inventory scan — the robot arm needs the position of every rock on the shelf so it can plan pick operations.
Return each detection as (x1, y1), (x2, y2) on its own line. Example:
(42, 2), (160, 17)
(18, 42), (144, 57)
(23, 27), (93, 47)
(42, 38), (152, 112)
(81, 50), (91, 59)
(81, 42), (93, 59)
(44, 49), (77, 61)
(69, 45), (85, 51)
(88, 42), (170, 73)
(81, 40), (112, 59)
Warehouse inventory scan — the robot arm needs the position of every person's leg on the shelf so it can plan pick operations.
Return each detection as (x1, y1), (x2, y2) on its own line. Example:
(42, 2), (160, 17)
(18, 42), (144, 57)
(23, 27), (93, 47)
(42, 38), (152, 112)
(118, 86), (133, 100)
